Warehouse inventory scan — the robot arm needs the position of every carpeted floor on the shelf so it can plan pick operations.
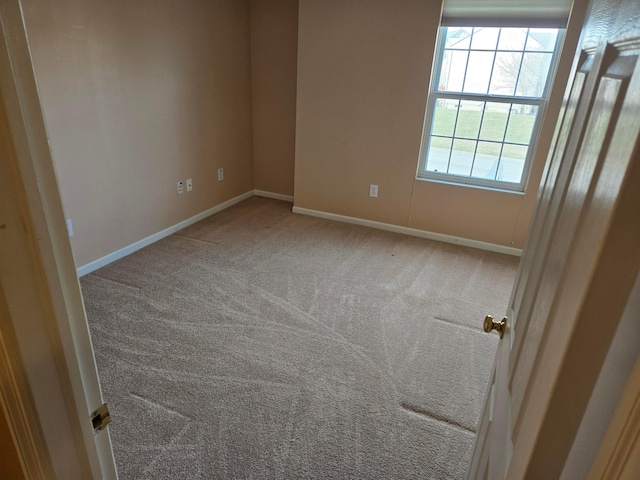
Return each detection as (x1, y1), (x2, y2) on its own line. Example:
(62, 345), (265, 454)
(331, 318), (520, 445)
(81, 196), (519, 479)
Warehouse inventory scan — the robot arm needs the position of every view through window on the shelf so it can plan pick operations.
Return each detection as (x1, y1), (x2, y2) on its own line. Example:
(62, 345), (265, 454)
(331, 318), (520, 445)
(418, 27), (562, 191)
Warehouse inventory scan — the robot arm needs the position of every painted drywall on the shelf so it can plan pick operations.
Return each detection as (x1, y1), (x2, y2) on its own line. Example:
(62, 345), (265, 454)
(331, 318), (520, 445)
(250, 0), (298, 196)
(294, 0), (588, 248)
(21, 0), (254, 267)
(19, 0), (588, 267)
(294, 0), (438, 227)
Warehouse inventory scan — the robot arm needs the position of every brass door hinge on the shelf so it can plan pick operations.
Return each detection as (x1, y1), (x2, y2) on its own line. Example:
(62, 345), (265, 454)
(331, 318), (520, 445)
(91, 403), (111, 433)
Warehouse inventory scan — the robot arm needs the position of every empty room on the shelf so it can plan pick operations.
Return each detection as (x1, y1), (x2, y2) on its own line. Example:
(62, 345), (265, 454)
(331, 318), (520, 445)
(1, 0), (639, 479)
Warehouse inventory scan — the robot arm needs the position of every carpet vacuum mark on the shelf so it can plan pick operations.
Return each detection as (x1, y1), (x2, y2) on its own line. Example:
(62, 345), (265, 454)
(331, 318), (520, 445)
(82, 197), (518, 479)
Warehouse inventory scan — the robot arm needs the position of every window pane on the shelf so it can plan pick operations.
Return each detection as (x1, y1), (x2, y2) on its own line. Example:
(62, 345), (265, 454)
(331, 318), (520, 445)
(505, 105), (538, 144)
(501, 143), (528, 160)
(432, 99), (458, 136)
(439, 50), (468, 92)
(471, 27), (500, 50)
(498, 144), (528, 183)
(420, 26), (561, 191)
(490, 52), (522, 95)
(479, 102), (510, 141)
(449, 139), (476, 176)
(455, 101), (483, 139)
(445, 27), (472, 49)
(463, 51), (494, 94)
(426, 137), (452, 173)
(515, 52), (552, 97)
(471, 142), (502, 180)
(497, 28), (527, 51)
(526, 29), (558, 52)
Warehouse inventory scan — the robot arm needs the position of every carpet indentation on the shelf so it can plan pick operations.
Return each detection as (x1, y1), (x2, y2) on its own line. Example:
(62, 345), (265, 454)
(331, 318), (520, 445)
(130, 392), (189, 419)
(82, 196), (519, 479)
(433, 316), (485, 333)
(400, 402), (475, 433)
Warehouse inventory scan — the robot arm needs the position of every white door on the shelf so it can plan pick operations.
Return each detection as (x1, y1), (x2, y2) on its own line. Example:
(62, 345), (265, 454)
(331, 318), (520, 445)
(0, 1), (118, 478)
(466, 0), (640, 478)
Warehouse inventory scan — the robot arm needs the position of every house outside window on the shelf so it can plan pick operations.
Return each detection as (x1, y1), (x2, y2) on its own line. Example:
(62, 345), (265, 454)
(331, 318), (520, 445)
(417, 26), (564, 192)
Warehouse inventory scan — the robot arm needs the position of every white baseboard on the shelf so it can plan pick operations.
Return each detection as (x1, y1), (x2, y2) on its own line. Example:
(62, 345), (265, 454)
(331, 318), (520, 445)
(253, 190), (294, 202)
(78, 191), (521, 276)
(77, 190), (254, 276)
(292, 206), (522, 257)
(292, 206), (405, 234)
(403, 227), (522, 256)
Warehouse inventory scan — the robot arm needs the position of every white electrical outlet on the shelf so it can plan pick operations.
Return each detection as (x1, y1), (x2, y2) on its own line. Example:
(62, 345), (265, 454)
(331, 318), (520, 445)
(66, 219), (74, 237)
(218, 168), (224, 181)
(177, 181), (184, 195)
(186, 178), (193, 192)
(369, 184), (379, 198)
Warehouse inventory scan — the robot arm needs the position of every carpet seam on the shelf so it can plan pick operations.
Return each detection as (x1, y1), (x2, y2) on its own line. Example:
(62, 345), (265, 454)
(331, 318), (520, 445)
(400, 402), (476, 434)
(89, 273), (142, 291)
(433, 316), (484, 334)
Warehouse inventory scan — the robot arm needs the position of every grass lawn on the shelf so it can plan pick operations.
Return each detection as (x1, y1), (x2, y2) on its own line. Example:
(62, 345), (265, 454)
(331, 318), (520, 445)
(430, 106), (536, 159)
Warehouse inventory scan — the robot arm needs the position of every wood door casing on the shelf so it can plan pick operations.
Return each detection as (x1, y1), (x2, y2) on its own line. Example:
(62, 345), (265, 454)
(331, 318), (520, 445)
(512, 45), (636, 435)
(507, 0), (640, 477)
(467, 0), (640, 478)
(0, 1), (118, 477)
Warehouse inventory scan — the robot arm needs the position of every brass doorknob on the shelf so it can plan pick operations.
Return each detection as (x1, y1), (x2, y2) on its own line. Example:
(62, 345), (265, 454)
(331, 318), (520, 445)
(483, 315), (506, 339)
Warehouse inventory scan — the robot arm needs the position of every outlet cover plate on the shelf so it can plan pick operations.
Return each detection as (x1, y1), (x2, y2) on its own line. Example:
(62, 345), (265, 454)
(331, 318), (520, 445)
(369, 184), (378, 198)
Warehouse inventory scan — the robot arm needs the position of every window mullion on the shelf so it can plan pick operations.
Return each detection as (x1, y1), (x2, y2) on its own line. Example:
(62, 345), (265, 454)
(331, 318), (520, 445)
(494, 105), (515, 181)
(486, 29), (501, 95)
(469, 101), (489, 176)
(447, 100), (463, 174)
(513, 28), (528, 96)
(459, 27), (473, 93)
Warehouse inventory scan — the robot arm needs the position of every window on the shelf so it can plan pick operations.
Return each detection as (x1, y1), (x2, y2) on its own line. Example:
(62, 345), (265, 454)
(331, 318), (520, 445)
(417, 26), (563, 191)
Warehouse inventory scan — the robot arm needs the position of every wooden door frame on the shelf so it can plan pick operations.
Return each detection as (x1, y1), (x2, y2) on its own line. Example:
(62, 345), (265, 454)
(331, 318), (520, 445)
(0, 1), (116, 478)
(507, 21), (640, 480)
(588, 356), (640, 479)
(467, 0), (640, 477)
(2, 0), (638, 478)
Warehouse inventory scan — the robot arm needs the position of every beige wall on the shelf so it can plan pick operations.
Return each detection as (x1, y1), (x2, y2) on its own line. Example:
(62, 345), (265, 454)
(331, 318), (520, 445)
(295, 0), (439, 226)
(250, 0), (298, 197)
(20, 0), (588, 268)
(294, 0), (587, 249)
(22, 0), (254, 267)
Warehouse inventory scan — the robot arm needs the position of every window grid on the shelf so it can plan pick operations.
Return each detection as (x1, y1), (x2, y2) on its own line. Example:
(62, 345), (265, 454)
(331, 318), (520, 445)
(426, 95), (543, 182)
(443, 27), (553, 97)
(418, 26), (562, 190)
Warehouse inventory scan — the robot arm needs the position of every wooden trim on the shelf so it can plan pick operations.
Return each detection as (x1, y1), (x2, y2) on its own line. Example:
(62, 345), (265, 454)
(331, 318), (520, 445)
(0, 1), (116, 477)
(588, 358), (640, 479)
(79, 190), (295, 276)
(77, 190), (254, 276)
(293, 206), (523, 256)
(253, 190), (294, 203)
(0, 290), (50, 480)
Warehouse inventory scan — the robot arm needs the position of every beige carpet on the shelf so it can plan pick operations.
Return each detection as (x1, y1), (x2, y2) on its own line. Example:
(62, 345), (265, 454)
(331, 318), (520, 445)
(81, 197), (518, 479)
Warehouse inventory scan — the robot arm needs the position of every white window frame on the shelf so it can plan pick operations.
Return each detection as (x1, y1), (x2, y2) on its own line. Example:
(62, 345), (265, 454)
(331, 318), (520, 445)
(417, 26), (564, 192)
